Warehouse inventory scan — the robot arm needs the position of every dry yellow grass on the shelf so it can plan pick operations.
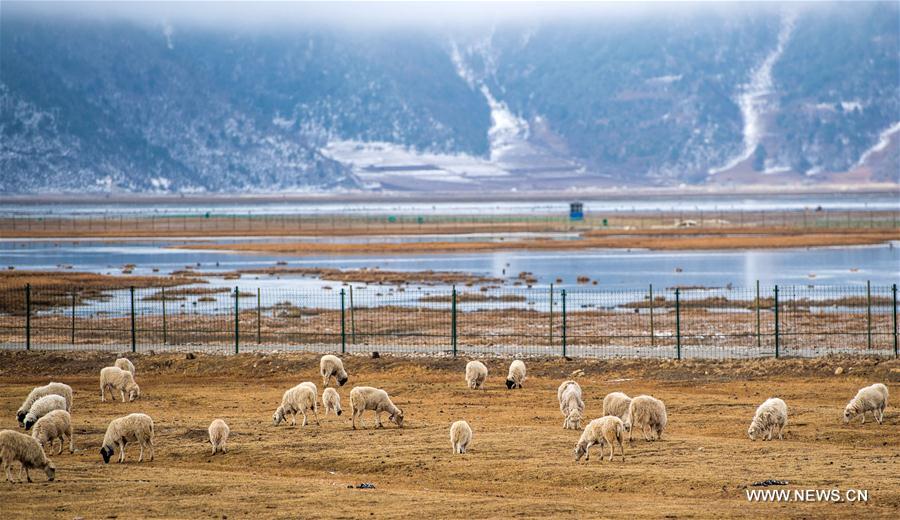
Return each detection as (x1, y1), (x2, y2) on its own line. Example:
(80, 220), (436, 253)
(0, 352), (898, 518)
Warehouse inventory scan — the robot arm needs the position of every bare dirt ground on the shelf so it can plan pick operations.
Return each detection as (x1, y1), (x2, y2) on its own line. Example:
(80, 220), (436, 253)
(0, 352), (898, 519)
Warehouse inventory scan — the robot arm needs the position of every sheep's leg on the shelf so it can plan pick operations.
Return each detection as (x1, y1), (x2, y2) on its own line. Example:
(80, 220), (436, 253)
(312, 407), (320, 426)
(584, 441), (593, 461)
(607, 440), (614, 462)
(139, 443), (144, 463)
(861, 412), (866, 424)
(876, 408), (884, 424)
(3, 461), (13, 483)
(24, 466), (31, 483)
(148, 440), (154, 461)
(290, 412), (297, 427)
(119, 441), (126, 463)
(301, 411), (308, 427)
(100, 383), (105, 402)
(120, 389), (126, 403)
(375, 412), (383, 428)
(642, 424), (651, 442)
(619, 438), (626, 462)
(57, 438), (63, 455)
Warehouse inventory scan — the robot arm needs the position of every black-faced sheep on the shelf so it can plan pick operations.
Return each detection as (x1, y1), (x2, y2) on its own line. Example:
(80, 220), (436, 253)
(506, 360), (526, 389)
(16, 382), (73, 426)
(320, 355), (349, 387)
(100, 413), (155, 464)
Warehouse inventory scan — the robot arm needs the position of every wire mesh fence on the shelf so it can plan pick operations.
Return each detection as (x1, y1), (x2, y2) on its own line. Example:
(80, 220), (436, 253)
(0, 282), (897, 359)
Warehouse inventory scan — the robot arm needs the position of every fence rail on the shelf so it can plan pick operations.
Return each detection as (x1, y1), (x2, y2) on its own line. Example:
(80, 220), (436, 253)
(1, 283), (897, 359)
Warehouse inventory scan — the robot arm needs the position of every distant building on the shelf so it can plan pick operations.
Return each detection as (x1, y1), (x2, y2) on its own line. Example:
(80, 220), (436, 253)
(569, 202), (584, 221)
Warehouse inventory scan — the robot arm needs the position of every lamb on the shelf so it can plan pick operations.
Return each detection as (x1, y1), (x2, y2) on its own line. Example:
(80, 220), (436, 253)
(31, 409), (74, 455)
(208, 419), (230, 455)
(557, 380), (585, 430)
(748, 398), (788, 441)
(100, 413), (155, 464)
(625, 395), (667, 441)
(23, 395), (68, 431)
(272, 384), (319, 427)
(100, 366), (141, 402)
(0, 430), (56, 482)
(449, 420), (472, 454)
(114, 357), (135, 375)
(843, 383), (889, 425)
(465, 361), (488, 389)
(602, 392), (632, 424)
(574, 416), (625, 462)
(323, 387), (342, 417)
(505, 359), (526, 389)
(320, 354), (349, 387)
(16, 382), (73, 426)
(349, 386), (404, 429)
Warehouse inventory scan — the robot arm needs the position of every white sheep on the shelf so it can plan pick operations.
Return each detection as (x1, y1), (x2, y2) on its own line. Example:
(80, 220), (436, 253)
(0, 429), (56, 483)
(208, 419), (230, 455)
(100, 413), (155, 464)
(449, 420), (472, 454)
(272, 384), (319, 427)
(114, 357), (135, 375)
(16, 382), (73, 426)
(574, 416), (625, 462)
(323, 387), (342, 417)
(100, 366), (141, 402)
(299, 381), (319, 415)
(748, 397), (788, 441)
(23, 395), (67, 431)
(557, 380), (585, 430)
(31, 409), (74, 455)
(625, 395), (667, 442)
(506, 360), (526, 389)
(843, 383), (889, 425)
(602, 392), (632, 423)
(349, 386), (404, 429)
(320, 354), (349, 387)
(465, 361), (488, 390)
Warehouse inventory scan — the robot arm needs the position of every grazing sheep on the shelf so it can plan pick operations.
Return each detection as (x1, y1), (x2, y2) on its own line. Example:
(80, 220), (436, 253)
(843, 383), (889, 425)
(100, 413), (155, 464)
(506, 360), (526, 389)
(114, 357), (135, 375)
(349, 386), (404, 429)
(625, 395), (667, 442)
(31, 410), (74, 455)
(272, 384), (319, 427)
(16, 382), (73, 426)
(23, 395), (67, 431)
(465, 361), (488, 390)
(100, 366), (141, 402)
(299, 382), (319, 415)
(748, 398), (788, 441)
(602, 392), (632, 424)
(0, 430), (56, 483)
(574, 416), (625, 462)
(323, 388), (342, 417)
(208, 419), (230, 455)
(449, 420), (473, 454)
(557, 380), (585, 430)
(320, 355), (349, 387)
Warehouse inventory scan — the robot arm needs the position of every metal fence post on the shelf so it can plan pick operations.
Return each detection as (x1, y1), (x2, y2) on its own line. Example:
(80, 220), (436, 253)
(257, 288), (262, 345)
(349, 285), (357, 344)
(675, 288), (681, 360)
(755, 280), (761, 350)
(548, 283), (554, 348)
(451, 286), (457, 357)
(561, 289), (567, 357)
(893, 283), (898, 358)
(129, 286), (136, 353)
(866, 280), (872, 350)
(773, 285), (780, 358)
(25, 284), (31, 351)
(70, 291), (76, 345)
(649, 284), (655, 348)
(340, 288), (346, 354)
(161, 287), (167, 345)
(234, 286), (239, 354)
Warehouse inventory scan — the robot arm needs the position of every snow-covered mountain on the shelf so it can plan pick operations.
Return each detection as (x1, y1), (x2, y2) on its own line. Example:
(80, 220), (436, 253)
(1, 2), (897, 193)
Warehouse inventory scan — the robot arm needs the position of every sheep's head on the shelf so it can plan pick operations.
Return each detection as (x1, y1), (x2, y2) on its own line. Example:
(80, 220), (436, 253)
(336, 408), (343, 416)
(747, 423), (759, 441)
(505, 379), (515, 390)
(100, 445), (113, 464)
(389, 409), (404, 428)
(338, 374), (348, 386)
(574, 443), (587, 461)
(44, 461), (56, 481)
(567, 410), (583, 430)
(622, 420), (631, 433)
(842, 406), (854, 424)
(128, 384), (141, 401)
(16, 410), (27, 426)
(23, 416), (35, 431)
(272, 407), (285, 426)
